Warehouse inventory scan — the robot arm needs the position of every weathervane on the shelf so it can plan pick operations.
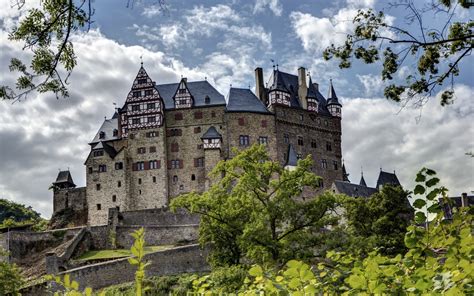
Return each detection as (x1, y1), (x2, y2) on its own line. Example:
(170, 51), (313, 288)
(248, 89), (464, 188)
(140, 55), (143, 66)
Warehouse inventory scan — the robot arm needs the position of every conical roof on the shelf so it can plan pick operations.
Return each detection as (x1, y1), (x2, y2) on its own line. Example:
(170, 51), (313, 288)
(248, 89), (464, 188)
(327, 79), (341, 106)
(53, 171), (76, 187)
(307, 77), (318, 98)
(359, 174), (367, 187)
(342, 163), (350, 182)
(269, 70), (290, 93)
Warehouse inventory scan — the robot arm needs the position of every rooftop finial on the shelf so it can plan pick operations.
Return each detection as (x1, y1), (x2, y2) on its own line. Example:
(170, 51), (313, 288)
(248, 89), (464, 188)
(276, 64), (279, 70)
(140, 55), (143, 66)
(205, 76), (207, 80)
(361, 166), (364, 176)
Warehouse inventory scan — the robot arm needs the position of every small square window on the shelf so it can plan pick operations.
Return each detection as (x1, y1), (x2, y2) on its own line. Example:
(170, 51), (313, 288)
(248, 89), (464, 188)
(284, 134), (289, 144)
(118, 181), (121, 187)
(97, 204), (101, 210)
(175, 113), (183, 120)
(96, 184), (101, 190)
(239, 135), (250, 146)
(258, 136), (268, 145)
(149, 146), (157, 153)
(88, 167), (93, 174)
(238, 118), (245, 126)
(112, 195), (117, 202)
(145, 90), (153, 96)
(261, 120), (267, 127)
(153, 176), (156, 183)
(194, 112), (203, 119)
(298, 136), (304, 146)
(194, 127), (201, 133)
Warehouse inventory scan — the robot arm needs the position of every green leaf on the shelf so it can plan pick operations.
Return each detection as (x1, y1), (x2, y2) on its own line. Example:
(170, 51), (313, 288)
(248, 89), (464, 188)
(425, 169), (436, 175)
(414, 185), (425, 195)
(415, 172), (426, 182)
(413, 199), (426, 209)
(414, 211), (427, 223)
(346, 274), (367, 289)
(425, 177), (440, 187)
(248, 265), (263, 277)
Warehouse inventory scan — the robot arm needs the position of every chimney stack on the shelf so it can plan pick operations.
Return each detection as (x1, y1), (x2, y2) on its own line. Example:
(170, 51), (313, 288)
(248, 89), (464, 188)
(255, 67), (266, 104)
(297, 67), (308, 109)
(461, 192), (468, 207)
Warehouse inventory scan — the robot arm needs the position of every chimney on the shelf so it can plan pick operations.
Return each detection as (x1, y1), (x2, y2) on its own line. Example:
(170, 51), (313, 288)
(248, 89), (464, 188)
(298, 67), (308, 109)
(182, 77), (187, 83)
(255, 67), (266, 104)
(313, 82), (319, 91)
(461, 192), (468, 207)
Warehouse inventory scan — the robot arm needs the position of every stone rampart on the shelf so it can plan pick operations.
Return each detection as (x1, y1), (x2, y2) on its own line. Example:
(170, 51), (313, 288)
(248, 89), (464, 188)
(6, 227), (82, 260)
(119, 208), (200, 226)
(58, 244), (209, 290)
(116, 224), (199, 248)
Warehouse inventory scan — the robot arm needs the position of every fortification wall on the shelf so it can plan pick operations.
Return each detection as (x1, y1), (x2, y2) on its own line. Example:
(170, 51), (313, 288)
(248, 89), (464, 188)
(119, 208), (200, 226)
(54, 187), (87, 213)
(6, 227), (82, 260)
(57, 244), (209, 290)
(116, 225), (199, 248)
(88, 225), (109, 250)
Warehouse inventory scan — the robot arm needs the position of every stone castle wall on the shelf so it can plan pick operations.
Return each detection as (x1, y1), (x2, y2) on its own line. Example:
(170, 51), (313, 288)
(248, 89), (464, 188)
(53, 187), (87, 213)
(115, 225), (199, 248)
(54, 244), (209, 291)
(118, 208), (200, 226)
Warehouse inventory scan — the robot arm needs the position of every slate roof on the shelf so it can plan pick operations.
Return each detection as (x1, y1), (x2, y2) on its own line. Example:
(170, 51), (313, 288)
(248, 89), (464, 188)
(226, 88), (271, 114)
(359, 175), (367, 187)
(376, 171), (401, 188)
(267, 70), (333, 115)
(90, 117), (119, 144)
(285, 144), (298, 167)
(334, 180), (378, 198)
(92, 141), (118, 158)
(327, 79), (341, 106)
(53, 171), (76, 187)
(342, 163), (350, 182)
(440, 195), (474, 219)
(201, 126), (222, 139)
(268, 70), (301, 108)
(155, 80), (225, 109)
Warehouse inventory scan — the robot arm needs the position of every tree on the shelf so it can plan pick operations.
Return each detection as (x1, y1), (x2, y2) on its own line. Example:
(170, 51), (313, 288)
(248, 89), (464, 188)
(1, 0), (167, 102)
(324, 0), (473, 107)
(0, 249), (24, 296)
(342, 185), (414, 256)
(171, 145), (339, 267)
(0, 198), (41, 224)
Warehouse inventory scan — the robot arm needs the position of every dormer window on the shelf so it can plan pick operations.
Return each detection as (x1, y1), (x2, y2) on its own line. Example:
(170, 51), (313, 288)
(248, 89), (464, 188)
(174, 79), (193, 109)
(99, 131), (105, 139)
(113, 129), (118, 137)
(205, 96), (210, 104)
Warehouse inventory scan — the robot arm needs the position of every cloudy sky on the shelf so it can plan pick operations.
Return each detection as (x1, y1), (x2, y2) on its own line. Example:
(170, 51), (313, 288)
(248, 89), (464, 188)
(0, 0), (473, 217)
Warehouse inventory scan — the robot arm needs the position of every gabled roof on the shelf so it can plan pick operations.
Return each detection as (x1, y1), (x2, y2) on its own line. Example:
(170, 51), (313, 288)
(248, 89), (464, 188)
(90, 117), (119, 144)
(327, 79), (341, 106)
(53, 171), (76, 187)
(155, 80), (225, 109)
(285, 144), (298, 167)
(376, 170), (401, 188)
(226, 88), (271, 114)
(201, 126), (222, 139)
(334, 180), (378, 198)
(268, 70), (301, 108)
(92, 141), (118, 158)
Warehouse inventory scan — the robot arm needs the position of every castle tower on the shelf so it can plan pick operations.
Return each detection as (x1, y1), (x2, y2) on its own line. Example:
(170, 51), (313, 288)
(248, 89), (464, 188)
(52, 171), (76, 213)
(326, 79), (342, 117)
(201, 126), (222, 190)
(267, 69), (291, 109)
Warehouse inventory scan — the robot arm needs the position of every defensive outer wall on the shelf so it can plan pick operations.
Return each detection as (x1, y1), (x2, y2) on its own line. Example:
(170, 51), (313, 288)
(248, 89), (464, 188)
(7, 208), (203, 294)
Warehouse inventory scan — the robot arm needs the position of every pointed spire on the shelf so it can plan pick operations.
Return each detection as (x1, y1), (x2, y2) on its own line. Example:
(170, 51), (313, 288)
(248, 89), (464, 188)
(307, 76), (318, 98)
(285, 144), (298, 167)
(359, 172), (367, 187)
(327, 79), (340, 105)
(342, 160), (350, 182)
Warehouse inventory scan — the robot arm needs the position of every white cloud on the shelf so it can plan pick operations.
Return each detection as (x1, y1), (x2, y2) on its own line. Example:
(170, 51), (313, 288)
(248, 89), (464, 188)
(342, 84), (474, 195)
(357, 74), (385, 96)
(253, 0), (283, 16)
(290, 0), (393, 54)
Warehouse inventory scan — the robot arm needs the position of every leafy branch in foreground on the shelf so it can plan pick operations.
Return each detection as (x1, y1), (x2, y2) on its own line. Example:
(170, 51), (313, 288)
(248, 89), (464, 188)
(1, 0), (93, 102)
(323, 0), (473, 107)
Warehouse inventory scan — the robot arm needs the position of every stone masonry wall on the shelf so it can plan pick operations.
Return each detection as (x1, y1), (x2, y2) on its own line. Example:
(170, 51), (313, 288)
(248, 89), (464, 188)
(165, 106), (226, 199)
(119, 208), (200, 226)
(56, 244), (209, 290)
(115, 225), (199, 249)
(53, 187), (87, 213)
(274, 105), (343, 191)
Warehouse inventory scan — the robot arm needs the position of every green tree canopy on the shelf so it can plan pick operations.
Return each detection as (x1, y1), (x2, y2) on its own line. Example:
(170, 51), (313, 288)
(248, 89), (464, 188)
(171, 145), (338, 267)
(342, 185), (414, 256)
(324, 0), (473, 106)
(0, 198), (41, 224)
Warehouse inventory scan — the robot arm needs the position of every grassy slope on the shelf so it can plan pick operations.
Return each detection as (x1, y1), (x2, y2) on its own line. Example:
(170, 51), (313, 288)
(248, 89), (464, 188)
(76, 245), (174, 261)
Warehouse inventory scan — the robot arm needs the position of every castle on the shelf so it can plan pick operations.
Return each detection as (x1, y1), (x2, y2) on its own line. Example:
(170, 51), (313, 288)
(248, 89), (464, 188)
(52, 65), (344, 225)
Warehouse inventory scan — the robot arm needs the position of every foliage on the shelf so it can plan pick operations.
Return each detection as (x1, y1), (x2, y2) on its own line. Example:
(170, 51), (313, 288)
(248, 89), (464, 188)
(342, 185), (414, 256)
(192, 168), (474, 295)
(0, 249), (24, 296)
(0, 198), (41, 224)
(191, 265), (248, 294)
(127, 227), (151, 296)
(171, 144), (338, 266)
(323, 0), (473, 106)
(1, 0), (167, 101)
(45, 273), (105, 296)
